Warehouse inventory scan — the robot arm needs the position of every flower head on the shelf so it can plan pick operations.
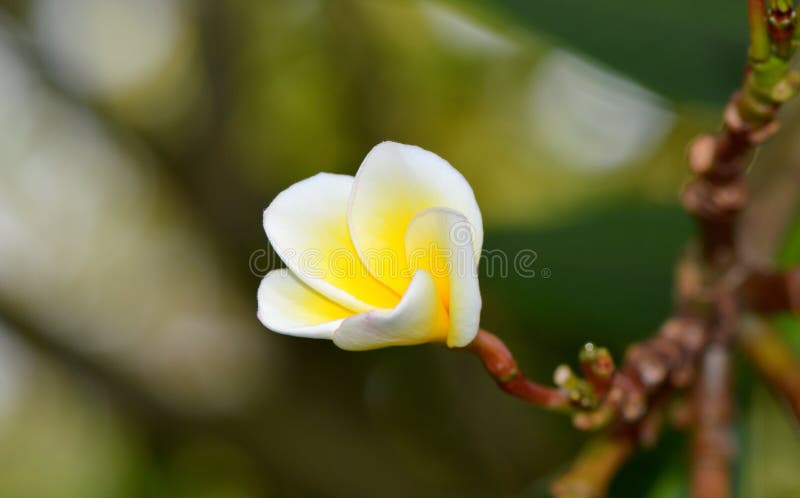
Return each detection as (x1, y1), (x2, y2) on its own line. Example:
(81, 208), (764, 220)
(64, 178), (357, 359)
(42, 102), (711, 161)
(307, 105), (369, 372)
(257, 141), (483, 350)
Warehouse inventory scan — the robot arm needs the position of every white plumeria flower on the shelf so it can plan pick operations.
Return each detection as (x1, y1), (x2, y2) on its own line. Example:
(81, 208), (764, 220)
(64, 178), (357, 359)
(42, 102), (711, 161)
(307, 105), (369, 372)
(257, 141), (483, 350)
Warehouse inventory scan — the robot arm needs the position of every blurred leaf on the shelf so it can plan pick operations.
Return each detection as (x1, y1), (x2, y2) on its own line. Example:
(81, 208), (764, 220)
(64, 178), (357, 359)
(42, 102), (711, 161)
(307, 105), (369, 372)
(773, 211), (800, 348)
(516, 427), (688, 498)
(741, 386), (800, 498)
(742, 197), (800, 497)
(450, 0), (746, 103)
(610, 430), (688, 498)
(770, 314), (800, 352)
(147, 438), (266, 498)
(777, 209), (800, 269)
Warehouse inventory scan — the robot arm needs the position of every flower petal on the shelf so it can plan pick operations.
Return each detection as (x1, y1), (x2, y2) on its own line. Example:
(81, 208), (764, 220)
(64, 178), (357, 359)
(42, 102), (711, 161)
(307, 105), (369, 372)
(257, 269), (353, 338)
(405, 208), (482, 348)
(332, 270), (448, 351)
(348, 142), (483, 294)
(264, 173), (400, 312)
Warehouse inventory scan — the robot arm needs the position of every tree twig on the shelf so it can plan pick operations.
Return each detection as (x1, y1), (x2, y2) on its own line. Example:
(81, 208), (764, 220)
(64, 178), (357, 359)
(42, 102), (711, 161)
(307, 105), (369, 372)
(467, 316), (709, 431)
(690, 343), (735, 498)
(570, 315), (708, 430)
(462, 2), (800, 496)
(740, 267), (800, 313)
(683, 0), (798, 264)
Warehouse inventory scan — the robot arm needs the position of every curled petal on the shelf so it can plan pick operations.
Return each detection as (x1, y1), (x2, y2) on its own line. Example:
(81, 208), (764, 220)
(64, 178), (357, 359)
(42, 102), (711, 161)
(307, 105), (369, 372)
(257, 269), (353, 338)
(264, 173), (399, 311)
(332, 270), (448, 351)
(405, 208), (481, 347)
(348, 142), (483, 294)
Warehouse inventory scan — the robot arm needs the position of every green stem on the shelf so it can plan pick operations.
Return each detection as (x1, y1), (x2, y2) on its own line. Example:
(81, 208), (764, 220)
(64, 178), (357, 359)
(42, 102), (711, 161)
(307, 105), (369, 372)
(750, 0), (771, 62)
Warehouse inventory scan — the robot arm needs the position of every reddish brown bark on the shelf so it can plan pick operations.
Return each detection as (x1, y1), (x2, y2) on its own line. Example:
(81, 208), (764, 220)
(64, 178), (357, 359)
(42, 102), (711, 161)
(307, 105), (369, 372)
(691, 345), (735, 498)
(463, 2), (800, 496)
(740, 267), (800, 314)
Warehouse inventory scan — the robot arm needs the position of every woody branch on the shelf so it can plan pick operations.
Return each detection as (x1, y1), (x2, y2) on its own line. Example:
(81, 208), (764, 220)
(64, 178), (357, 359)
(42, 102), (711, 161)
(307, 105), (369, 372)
(462, 1), (800, 497)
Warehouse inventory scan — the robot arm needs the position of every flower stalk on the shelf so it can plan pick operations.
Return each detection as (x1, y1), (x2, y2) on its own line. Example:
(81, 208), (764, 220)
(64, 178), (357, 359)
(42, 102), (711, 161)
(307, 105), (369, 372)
(463, 330), (573, 410)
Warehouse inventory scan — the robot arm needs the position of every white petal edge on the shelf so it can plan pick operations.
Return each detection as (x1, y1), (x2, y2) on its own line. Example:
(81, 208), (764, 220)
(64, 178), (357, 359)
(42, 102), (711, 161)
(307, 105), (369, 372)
(264, 172), (399, 312)
(332, 270), (448, 351)
(405, 207), (482, 348)
(257, 268), (354, 338)
(347, 141), (484, 294)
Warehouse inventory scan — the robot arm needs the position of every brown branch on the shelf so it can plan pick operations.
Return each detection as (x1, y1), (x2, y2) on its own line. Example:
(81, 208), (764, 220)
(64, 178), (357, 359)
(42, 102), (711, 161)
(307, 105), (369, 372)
(690, 287), (738, 498)
(468, 315), (709, 432)
(740, 267), (800, 313)
(623, 316), (707, 392)
(536, 314), (711, 496)
(552, 387), (674, 498)
(572, 316), (708, 430)
(469, 7), (800, 496)
(683, 108), (756, 263)
(738, 101), (800, 268)
(683, 0), (797, 265)
(550, 429), (636, 498)
(681, 6), (799, 491)
(691, 343), (735, 498)
(740, 316), (800, 423)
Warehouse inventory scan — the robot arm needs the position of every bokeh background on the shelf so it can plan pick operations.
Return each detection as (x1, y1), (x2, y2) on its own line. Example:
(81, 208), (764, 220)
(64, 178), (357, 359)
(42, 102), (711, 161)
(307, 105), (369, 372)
(0, 0), (799, 497)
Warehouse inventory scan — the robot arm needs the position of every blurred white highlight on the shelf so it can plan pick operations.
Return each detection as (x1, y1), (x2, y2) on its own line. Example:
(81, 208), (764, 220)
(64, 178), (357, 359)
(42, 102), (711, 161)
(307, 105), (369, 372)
(422, 1), (518, 56)
(32, 0), (183, 97)
(529, 49), (675, 172)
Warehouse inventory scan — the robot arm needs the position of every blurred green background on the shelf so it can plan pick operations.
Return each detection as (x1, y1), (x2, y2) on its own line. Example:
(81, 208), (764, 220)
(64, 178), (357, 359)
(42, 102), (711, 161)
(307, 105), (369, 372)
(0, 0), (798, 497)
